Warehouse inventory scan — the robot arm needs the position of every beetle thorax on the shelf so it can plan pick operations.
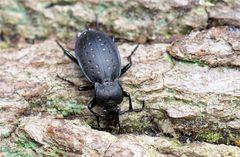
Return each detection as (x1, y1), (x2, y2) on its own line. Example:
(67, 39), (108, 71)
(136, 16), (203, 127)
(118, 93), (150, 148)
(95, 81), (123, 106)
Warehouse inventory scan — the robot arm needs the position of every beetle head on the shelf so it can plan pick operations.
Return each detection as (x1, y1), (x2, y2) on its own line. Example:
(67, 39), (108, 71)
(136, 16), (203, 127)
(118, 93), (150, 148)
(95, 80), (123, 106)
(95, 80), (123, 129)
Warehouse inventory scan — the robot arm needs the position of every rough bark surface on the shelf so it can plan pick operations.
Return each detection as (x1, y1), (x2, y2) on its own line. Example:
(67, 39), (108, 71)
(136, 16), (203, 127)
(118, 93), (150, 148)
(1, 0), (240, 48)
(1, 0), (240, 156)
(1, 39), (240, 156)
(168, 26), (240, 67)
(17, 115), (240, 156)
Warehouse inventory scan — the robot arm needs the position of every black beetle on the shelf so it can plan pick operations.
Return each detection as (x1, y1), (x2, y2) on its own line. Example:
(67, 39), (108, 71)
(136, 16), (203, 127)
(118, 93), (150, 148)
(56, 26), (143, 130)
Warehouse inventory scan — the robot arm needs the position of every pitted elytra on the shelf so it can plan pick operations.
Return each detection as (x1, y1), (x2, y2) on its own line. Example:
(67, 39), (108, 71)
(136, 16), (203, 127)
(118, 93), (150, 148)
(56, 27), (143, 130)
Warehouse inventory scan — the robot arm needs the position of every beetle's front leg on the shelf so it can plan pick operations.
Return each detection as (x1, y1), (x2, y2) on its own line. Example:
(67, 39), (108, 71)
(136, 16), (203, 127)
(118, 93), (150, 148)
(88, 97), (100, 128)
(119, 101), (145, 115)
(123, 91), (133, 111)
(87, 98), (97, 114)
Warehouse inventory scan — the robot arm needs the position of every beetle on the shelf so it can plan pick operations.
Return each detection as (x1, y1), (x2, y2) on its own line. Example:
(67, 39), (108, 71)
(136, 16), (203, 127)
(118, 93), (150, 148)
(56, 27), (143, 130)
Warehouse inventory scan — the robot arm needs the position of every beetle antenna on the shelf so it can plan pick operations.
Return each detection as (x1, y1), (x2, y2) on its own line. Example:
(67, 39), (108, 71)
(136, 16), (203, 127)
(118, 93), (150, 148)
(127, 44), (139, 63)
(130, 44), (139, 56)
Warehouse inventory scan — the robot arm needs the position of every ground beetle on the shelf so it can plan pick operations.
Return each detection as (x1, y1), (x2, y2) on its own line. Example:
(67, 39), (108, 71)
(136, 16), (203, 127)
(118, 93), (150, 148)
(56, 22), (144, 130)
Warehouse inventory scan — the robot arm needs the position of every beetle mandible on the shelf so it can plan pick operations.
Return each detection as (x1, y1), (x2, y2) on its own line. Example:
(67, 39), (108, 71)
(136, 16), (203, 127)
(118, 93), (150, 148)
(56, 24), (143, 129)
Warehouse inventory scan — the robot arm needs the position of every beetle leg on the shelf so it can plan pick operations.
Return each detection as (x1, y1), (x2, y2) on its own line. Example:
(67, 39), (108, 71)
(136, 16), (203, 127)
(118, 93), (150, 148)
(123, 91), (133, 111)
(88, 97), (101, 127)
(56, 40), (78, 65)
(88, 97), (97, 114)
(117, 122), (121, 133)
(78, 85), (94, 91)
(96, 116), (100, 128)
(115, 113), (120, 130)
(56, 74), (76, 86)
(140, 100), (145, 111)
(120, 44), (139, 76)
(120, 63), (131, 76)
(57, 74), (94, 91)
(119, 101), (145, 115)
(133, 100), (145, 112)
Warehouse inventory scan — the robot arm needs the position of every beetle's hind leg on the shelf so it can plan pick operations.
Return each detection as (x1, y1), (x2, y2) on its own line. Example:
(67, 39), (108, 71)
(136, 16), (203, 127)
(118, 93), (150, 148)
(120, 44), (139, 76)
(78, 85), (94, 91)
(56, 40), (78, 65)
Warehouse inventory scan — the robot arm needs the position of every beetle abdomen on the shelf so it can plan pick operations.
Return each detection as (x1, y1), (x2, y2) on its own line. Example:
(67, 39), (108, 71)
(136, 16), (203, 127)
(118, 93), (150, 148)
(75, 30), (121, 83)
